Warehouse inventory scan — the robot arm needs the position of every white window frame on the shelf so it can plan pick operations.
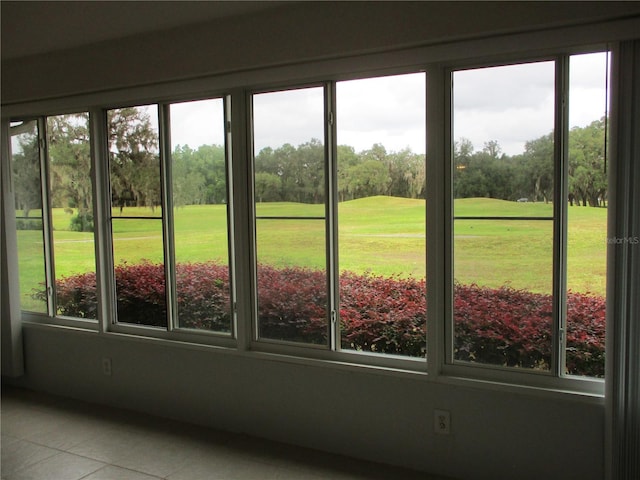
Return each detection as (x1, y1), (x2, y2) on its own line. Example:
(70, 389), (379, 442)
(247, 78), (430, 372)
(100, 98), (238, 348)
(440, 51), (609, 395)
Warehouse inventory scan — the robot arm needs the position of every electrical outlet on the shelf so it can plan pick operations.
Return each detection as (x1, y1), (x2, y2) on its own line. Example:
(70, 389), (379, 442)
(102, 357), (112, 376)
(434, 409), (451, 434)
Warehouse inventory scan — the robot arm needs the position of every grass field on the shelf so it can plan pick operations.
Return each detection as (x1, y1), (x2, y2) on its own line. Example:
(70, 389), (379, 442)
(15, 196), (607, 310)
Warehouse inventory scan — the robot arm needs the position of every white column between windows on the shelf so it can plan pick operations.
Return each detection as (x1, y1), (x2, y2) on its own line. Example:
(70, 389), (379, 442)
(230, 89), (253, 350)
(159, 103), (177, 332)
(605, 38), (640, 480)
(427, 63), (447, 375)
(90, 108), (116, 333)
(552, 56), (570, 377)
(0, 119), (25, 377)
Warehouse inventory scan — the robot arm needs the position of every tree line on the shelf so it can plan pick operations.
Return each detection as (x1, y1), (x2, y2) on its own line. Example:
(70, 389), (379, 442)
(12, 109), (607, 228)
(454, 118), (607, 207)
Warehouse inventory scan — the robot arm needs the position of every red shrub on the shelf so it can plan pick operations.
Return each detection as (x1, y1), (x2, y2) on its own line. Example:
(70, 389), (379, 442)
(175, 262), (231, 331)
(565, 291), (606, 377)
(113, 261), (166, 326)
(454, 284), (553, 369)
(256, 264), (327, 343)
(49, 263), (605, 376)
(53, 271), (98, 319)
(337, 272), (426, 356)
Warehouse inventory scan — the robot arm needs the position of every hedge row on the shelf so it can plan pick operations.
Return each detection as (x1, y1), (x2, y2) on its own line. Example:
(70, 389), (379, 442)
(47, 262), (605, 376)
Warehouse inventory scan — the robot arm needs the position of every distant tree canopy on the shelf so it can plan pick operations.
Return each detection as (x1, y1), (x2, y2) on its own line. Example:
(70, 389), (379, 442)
(454, 118), (608, 207)
(11, 123), (42, 217)
(253, 140), (426, 204)
(13, 113), (608, 218)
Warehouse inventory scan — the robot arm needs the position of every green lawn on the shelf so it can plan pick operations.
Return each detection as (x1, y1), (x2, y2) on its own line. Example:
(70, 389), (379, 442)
(15, 197), (607, 310)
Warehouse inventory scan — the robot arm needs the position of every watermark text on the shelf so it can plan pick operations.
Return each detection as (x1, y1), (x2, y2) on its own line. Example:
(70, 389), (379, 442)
(606, 236), (640, 245)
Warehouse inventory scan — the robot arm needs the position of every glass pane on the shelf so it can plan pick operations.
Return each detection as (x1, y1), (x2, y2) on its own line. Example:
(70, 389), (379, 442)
(112, 219), (166, 327)
(107, 106), (161, 216)
(452, 62), (555, 369)
(47, 113), (98, 319)
(566, 52), (609, 377)
(454, 220), (554, 369)
(108, 105), (166, 327)
(336, 73), (427, 357)
(253, 88), (325, 213)
(253, 87), (328, 345)
(170, 99), (232, 333)
(453, 61), (556, 213)
(11, 120), (47, 313)
(256, 219), (327, 344)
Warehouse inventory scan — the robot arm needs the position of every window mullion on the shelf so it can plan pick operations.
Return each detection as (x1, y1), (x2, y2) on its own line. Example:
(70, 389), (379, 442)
(38, 117), (56, 317)
(325, 81), (339, 352)
(223, 94), (239, 340)
(429, 64), (448, 375)
(231, 88), (253, 350)
(159, 103), (177, 332)
(90, 108), (116, 332)
(552, 56), (570, 377)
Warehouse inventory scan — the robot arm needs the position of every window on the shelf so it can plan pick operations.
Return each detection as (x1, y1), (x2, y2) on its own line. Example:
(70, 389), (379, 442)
(108, 105), (166, 328)
(336, 73), (426, 357)
(106, 100), (236, 335)
(169, 98), (234, 333)
(47, 113), (97, 319)
(10, 114), (98, 320)
(11, 120), (47, 314)
(449, 53), (608, 378)
(566, 52), (608, 377)
(452, 61), (556, 371)
(4, 41), (611, 389)
(251, 73), (427, 359)
(252, 86), (329, 346)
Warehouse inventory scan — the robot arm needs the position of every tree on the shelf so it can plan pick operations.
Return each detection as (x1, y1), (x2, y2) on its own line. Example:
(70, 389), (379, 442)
(482, 140), (502, 159)
(337, 145), (360, 201)
(521, 133), (554, 203)
(568, 118), (607, 207)
(171, 144), (227, 206)
(387, 148), (426, 199)
(47, 114), (92, 222)
(454, 139), (512, 199)
(254, 172), (282, 202)
(11, 122), (42, 218)
(343, 160), (390, 199)
(107, 107), (160, 213)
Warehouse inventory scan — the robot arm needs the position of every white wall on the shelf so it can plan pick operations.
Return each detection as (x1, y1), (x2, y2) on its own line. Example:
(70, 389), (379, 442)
(4, 3), (639, 479)
(13, 325), (603, 480)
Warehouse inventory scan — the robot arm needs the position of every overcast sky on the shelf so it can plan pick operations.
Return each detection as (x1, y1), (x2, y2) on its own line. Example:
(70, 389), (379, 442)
(164, 52), (608, 157)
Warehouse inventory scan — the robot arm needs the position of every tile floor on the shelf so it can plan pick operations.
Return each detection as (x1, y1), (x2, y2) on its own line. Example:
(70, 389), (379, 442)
(1, 386), (449, 480)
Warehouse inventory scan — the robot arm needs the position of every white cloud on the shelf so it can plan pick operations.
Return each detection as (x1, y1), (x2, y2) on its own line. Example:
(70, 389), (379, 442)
(337, 72), (426, 154)
(253, 87), (325, 152)
(453, 52), (609, 155)
(169, 98), (225, 149)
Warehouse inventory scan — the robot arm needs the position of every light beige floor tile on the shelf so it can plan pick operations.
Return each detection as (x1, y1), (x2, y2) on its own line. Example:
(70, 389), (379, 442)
(2, 388), (452, 480)
(4, 450), (104, 480)
(81, 465), (164, 480)
(1, 435), (21, 449)
(66, 427), (148, 465)
(109, 440), (198, 478)
(0, 439), (59, 477)
(167, 457), (280, 480)
(0, 409), (65, 442)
